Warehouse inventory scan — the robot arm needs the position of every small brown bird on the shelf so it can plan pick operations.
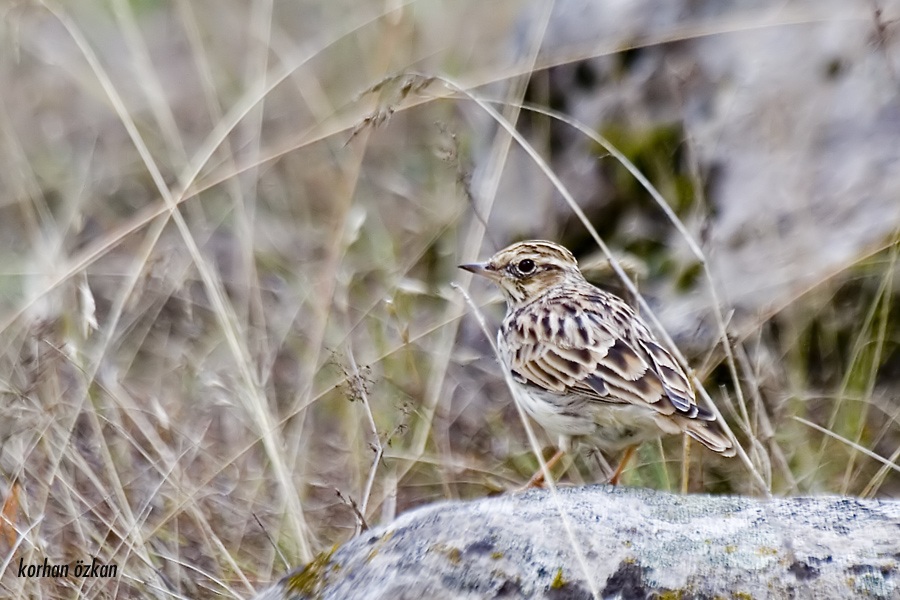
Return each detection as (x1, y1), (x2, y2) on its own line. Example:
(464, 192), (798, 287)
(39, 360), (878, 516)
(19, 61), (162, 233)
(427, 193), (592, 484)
(460, 240), (734, 485)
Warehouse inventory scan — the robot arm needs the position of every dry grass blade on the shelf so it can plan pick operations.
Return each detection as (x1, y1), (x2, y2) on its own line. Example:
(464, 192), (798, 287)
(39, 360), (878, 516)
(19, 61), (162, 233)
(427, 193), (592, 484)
(795, 416), (900, 477)
(0, 480), (21, 547)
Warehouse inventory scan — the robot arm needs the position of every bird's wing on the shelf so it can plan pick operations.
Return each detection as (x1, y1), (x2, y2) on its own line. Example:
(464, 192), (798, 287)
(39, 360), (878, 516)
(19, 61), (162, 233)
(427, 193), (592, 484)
(500, 289), (699, 417)
(635, 336), (712, 419)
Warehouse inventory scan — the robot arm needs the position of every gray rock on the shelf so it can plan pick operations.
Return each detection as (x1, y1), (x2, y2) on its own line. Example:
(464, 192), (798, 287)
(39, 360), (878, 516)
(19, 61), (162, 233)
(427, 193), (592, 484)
(253, 486), (900, 599)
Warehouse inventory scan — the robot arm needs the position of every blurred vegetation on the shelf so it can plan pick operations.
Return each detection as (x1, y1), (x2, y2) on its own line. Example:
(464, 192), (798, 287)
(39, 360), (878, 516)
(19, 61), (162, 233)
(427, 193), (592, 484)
(0, 1), (897, 599)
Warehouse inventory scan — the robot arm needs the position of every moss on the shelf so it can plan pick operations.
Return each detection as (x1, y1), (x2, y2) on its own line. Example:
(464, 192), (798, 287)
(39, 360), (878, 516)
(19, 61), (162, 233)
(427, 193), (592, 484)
(490, 551), (504, 560)
(596, 123), (691, 209)
(429, 543), (462, 564)
(550, 567), (566, 589)
(365, 530), (395, 563)
(557, 120), (710, 298)
(675, 261), (703, 292)
(284, 545), (339, 597)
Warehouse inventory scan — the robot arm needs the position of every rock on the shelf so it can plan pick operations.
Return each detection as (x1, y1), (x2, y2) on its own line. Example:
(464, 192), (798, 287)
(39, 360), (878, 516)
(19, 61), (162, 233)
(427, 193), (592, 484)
(252, 486), (899, 599)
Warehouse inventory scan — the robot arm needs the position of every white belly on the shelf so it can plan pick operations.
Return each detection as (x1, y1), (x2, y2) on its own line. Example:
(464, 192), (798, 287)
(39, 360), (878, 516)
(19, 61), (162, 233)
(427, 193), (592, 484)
(511, 382), (664, 451)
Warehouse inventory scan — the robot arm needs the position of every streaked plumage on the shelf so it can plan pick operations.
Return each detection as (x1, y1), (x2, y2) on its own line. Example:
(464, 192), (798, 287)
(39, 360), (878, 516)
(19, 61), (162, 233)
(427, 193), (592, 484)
(460, 240), (734, 472)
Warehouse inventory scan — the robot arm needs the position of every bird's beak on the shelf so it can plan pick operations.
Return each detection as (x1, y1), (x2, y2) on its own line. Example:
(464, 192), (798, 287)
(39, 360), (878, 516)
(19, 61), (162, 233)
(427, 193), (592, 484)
(458, 261), (498, 281)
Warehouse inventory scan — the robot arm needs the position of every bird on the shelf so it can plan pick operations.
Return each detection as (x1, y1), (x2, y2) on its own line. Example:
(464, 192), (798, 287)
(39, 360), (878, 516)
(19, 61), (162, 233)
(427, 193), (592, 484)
(459, 240), (735, 486)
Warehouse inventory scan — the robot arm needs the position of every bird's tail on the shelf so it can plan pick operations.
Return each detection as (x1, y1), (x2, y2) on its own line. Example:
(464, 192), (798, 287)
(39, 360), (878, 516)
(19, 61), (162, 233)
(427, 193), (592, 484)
(681, 417), (736, 457)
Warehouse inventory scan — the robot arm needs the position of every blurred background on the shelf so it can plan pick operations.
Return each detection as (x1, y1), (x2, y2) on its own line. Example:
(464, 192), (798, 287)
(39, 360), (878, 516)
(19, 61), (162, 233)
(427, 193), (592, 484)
(0, 0), (898, 597)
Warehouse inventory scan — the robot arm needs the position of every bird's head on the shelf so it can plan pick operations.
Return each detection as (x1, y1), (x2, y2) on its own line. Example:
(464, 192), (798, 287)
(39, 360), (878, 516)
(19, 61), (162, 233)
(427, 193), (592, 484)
(459, 240), (583, 307)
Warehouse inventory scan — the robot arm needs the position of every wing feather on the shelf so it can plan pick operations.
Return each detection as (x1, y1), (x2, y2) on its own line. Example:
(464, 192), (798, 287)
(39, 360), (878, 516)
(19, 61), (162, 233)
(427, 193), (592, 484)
(500, 287), (698, 419)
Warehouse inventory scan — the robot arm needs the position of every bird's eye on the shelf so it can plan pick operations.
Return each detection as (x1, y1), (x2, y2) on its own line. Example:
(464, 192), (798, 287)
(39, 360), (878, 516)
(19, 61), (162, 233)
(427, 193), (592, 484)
(517, 259), (536, 274)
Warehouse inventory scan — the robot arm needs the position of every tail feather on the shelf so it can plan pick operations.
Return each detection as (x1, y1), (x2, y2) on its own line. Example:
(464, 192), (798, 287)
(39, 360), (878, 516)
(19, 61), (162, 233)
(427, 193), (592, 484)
(682, 418), (736, 457)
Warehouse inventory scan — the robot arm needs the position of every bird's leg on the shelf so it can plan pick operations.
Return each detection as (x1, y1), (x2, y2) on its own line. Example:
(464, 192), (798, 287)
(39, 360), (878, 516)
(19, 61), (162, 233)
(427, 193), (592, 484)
(608, 445), (637, 485)
(681, 435), (692, 494)
(520, 448), (566, 490)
